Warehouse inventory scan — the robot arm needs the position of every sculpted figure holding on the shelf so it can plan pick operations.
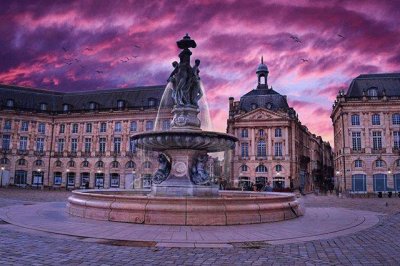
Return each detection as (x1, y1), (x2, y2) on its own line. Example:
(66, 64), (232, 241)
(191, 154), (210, 185)
(153, 154), (171, 184)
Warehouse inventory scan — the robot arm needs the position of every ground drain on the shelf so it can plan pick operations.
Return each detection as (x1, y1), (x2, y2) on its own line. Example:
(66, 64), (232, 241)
(98, 239), (157, 247)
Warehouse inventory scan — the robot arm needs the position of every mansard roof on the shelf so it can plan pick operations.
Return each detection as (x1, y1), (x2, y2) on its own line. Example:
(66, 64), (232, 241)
(0, 84), (169, 112)
(239, 88), (289, 112)
(346, 73), (400, 97)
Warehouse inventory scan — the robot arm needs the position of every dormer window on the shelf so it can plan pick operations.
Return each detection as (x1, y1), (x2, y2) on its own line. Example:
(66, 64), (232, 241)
(251, 103), (258, 110)
(40, 103), (48, 111)
(117, 100), (125, 109)
(6, 99), (14, 108)
(266, 103), (272, 109)
(148, 98), (156, 107)
(63, 104), (70, 112)
(89, 102), (97, 110)
(367, 87), (378, 97)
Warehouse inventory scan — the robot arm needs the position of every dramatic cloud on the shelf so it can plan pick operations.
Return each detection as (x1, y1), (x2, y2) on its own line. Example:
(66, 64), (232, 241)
(1, 0), (399, 146)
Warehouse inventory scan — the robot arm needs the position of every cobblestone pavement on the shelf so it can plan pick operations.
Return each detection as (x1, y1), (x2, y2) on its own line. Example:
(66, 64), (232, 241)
(0, 188), (400, 265)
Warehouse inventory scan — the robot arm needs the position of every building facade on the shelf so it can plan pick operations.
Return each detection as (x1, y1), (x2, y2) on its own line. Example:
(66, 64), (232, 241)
(0, 84), (173, 189)
(226, 60), (333, 192)
(331, 73), (400, 194)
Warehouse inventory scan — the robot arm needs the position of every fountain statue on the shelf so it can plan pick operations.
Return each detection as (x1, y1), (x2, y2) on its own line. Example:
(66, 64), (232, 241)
(67, 34), (303, 225)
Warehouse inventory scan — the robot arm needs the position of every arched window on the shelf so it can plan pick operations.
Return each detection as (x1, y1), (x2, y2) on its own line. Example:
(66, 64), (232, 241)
(0, 158), (10, 165)
(371, 114), (380, 125)
(143, 161), (151, 169)
(89, 102), (97, 110)
(396, 159), (400, 167)
(117, 100), (125, 109)
(266, 102), (272, 109)
(63, 104), (70, 112)
(241, 165), (248, 172)
(257, 140), (266, 157)
(39, 103), (48, 111)
(6, 99), (14, 108)
(148, 98), (156, 107)
(17, 159), (27, 166)
(67, 160), (75, 168)
(275, 164), (282, 172)
(34, 160), (44, 166)
(367, 88), (378, 97)
(95, 161), (104, 168)
(241, 129), (248, 138)
(255, 165), (267, 173)
(111, 161), (119, 168)
(351, 114), (360, 126)
(55, 160), (62, 167)
(260, 76), (266, 85)
(375, 159), (385, 168)
(81, 160), (89, 168)
(251, 103), (258, 110)
(275, 128), (282, 137)
(130, 121), (137, 132)
(126, 161), (135, 169)
(393, 114), (400, 125)
(354, 160), (363, 168)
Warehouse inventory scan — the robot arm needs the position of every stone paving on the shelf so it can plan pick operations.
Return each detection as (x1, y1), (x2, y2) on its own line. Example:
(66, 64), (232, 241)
(0, 188), (400, 265)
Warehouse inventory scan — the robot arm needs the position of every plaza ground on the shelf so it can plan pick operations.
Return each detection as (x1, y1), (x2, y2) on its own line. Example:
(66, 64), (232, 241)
(0, 187), (399, 265)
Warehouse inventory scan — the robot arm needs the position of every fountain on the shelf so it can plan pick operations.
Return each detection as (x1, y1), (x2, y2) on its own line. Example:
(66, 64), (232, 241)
(67, 34), (303, 225)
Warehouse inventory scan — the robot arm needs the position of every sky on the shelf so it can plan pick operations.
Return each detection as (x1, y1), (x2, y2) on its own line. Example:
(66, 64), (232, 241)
(1, 0), (400, 146)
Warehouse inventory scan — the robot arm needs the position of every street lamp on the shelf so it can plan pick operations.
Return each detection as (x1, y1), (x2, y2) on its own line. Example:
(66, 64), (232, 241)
(0, 166), (5, 188)
(36, 168), (42, 189)
(132, 170), (136, 189)
(96, 170), (102, 189)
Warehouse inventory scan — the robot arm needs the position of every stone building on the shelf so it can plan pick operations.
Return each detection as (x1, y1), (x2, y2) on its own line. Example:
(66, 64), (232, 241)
(0, 84), (172, 189)
(331, 73), (400, 194)
(226, 59), (333, 192)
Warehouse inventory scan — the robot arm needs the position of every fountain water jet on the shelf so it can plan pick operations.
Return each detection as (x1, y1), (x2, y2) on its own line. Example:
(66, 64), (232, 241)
(67, 34), (303, 225)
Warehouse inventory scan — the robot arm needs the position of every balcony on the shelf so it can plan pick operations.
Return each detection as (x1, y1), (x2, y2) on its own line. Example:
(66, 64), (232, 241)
(34, 151), (45, 157)
(96, 151), (105, 157)
(82, 151), (91, 158)
(112, 151), (121, 157)
(17, 149), (28, 155)
(371, 149), (385, 154)
(126, 151), (136, 157)
(67, 151), (77, 158)
(0, 148), (11, 155)
(53, 152), (64, 158)
(350, 148), (365, 154)
(273, 156), (284, 160)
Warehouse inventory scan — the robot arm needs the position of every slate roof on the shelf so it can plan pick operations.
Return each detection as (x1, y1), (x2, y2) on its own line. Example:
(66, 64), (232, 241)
(239, 88), (289, 112)
(0, 84), (170, 112)
(346, 73), (400, 97)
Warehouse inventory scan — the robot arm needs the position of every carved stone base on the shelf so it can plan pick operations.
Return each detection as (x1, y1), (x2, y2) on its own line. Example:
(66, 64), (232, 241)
(150, 149), (217, 197)
(170, 106), (201, 131)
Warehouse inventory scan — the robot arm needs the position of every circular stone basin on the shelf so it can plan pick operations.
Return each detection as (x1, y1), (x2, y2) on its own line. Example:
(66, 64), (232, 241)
(132, 130), (238, 152)
(67, 190), (303, 226)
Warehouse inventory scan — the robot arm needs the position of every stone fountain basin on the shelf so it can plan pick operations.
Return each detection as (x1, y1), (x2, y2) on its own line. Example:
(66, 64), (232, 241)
(132, 130), (237, 152)
(67, 190), (303, 226)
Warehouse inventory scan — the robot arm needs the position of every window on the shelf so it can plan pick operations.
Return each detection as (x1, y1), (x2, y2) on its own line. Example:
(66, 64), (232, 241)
(367, 88), (378, 97)
(55, 160), (62, 167)
(372, 114), (380, 125)
(38, 123), (46, 134)
(72, 123), (79, 134)
(96, 161), (104, 168)
(4, 120), (12, 130)
(95, 173), (104, 188)
(114, 137), (121, 153)
(275, 165), (282, 172)
(354, 160), (363, 168)
(352, 174), (366, 192)
(162, 120), (170, 130)
(19, 136), (28, 151)
(59, 124), (65, 134)
(99, 138), (106, 153)
(396, 159), (400, 167)
(57, 138), (65, 152)
(63, 104), (70, 112)
(375, 159), (384, 168)
(129, 137), (136, 153)
(17, 159), (26, 166)
(351, 114), (360, 126)
(53, 172), (62, 185)
(241, 143), (249, 157)
(259, 129), (265, 136)
(130, 121), (137, 132)
(21, 121), (29, 132)
(393, 114), (400, 125)
(89, 102), (97, 110)
(110, 173), (120, 188)
(100, 122), (107, 133)
(372, 131), (382, 150)
(35, 160), (43, 166)
(373, 174), (387, 192)
(394, 174), (400, 191)
(117, 100), (125, 109)
(2, 135), (11, 150)
(274, 142), (283, 156)
(82, 160), (89, 168)
(6, 99), (14, 108)
(241, 129), (248, 138)
(115, 122), (122, 132)
(275, 128), (282, 137)
(71, 138), (78, 152)
(35, 138), (44, 152)
(251, 103), (257, 110)
(81, 172), (90, 187)
(14, 170), (27, 185)
(255, 165), (267, 173)
(394, 131), (400, 149)
(84, 138), (91, 153)
(148, 98), (156, 107)
(111, 161), (119, 168)
(241, 165), (248, 172)
(144, 161), (151, 169)
(0, 158), (10, 165)
(126, 161), (135, 169)
(40, 103), (47, 111)
(86, 123), (92, 133)
(351, 132), (362, 151)
(68, 160), (75, 168)
(257, 140), (266, 157)
(146, 121), (154, 131)
(67, 172), (76, 187)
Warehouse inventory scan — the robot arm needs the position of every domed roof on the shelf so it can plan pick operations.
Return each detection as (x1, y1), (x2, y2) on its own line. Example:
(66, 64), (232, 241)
(256, 56), (269, 73)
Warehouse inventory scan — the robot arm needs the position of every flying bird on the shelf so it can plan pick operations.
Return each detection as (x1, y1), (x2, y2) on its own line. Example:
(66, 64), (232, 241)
(120, 59), (128, 63)
(96, 70), (103, 74)
(290, 35), (302, 44)
(134, 45), (141, 48)
(301, 58), (309, 63)
(338, 34), (345, 39)
(85, 47), (93, 51)
(62, 47), (68, 52)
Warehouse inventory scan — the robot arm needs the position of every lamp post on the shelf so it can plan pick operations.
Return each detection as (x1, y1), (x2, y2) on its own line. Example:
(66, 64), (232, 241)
(97, 170), (102, 189)
(66, 169), (70, 190)
(36, 168), (42, 189)
(132, 170), (136, 189)
(0, 166), (4, 188)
